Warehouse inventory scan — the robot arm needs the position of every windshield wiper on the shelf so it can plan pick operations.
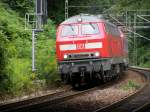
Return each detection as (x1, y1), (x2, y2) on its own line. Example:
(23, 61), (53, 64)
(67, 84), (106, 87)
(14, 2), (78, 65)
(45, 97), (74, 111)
(69, 25), (74, 31)
(89, 23), (95, 30)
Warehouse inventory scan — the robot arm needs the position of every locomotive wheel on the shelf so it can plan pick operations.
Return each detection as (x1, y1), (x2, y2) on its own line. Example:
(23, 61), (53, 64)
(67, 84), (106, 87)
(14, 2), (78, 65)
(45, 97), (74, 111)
(63, 74), (70, 84)
(106, 70), (112, 82)
(119, 64), (124, 73)
(95, 73), (102, 85)
(111, 64), (118, 79)
(124, 64), (128, 70)
(103, 70), (112, 82)
(116, 64), (121, 80)
(71, 74), (81, 89)
(89, 72), (96, 85)
(98, 66), (106, 83)
(100, 70), (107, 83)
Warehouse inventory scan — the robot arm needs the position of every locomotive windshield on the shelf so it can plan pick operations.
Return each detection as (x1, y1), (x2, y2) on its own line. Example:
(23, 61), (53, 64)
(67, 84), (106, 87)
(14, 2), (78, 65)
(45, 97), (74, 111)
(82, 23), (100, 35)
(61, 25), (78, 37)
(61, 23), (100, 37)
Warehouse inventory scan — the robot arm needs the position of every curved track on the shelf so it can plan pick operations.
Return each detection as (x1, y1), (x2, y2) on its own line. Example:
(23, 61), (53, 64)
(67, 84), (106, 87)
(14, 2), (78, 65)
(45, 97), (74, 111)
(94, 67), (150, 112)
(0, 89), (72, 112)
(0, 67), (149, 112)
(0, 86), (103, 112)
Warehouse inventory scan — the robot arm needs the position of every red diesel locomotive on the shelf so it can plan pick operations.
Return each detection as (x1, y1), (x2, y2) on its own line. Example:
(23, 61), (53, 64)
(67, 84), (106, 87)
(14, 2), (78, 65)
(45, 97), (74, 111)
(56, 14), (128, 88)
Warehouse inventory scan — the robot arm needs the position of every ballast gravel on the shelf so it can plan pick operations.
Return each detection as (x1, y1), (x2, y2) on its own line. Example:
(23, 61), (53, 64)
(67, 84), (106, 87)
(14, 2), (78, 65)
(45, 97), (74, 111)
(0, 85), (71, 105)
(48, 70), (145, 112)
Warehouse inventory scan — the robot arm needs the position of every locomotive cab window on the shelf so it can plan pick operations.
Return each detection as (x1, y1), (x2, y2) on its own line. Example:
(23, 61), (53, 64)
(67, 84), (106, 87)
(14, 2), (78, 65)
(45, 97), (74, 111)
(113, 27), (120, 37)
(61, 25), (78, 37)
(81, 23), (100, 35)
(105, 23), (120, 37)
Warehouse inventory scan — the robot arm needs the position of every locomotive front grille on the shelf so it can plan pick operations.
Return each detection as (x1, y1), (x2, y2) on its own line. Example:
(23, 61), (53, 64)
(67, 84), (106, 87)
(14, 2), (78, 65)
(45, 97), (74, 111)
(68, 53), (95, 59)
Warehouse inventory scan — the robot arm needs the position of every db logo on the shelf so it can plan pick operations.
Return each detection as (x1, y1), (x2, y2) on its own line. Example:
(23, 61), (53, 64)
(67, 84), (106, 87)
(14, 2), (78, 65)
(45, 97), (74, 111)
(76, 43), (85, 49)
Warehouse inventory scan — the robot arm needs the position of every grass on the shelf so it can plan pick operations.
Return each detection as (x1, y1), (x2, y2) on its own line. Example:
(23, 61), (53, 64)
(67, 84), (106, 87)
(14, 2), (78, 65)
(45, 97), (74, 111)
(121, 80), (140, 91)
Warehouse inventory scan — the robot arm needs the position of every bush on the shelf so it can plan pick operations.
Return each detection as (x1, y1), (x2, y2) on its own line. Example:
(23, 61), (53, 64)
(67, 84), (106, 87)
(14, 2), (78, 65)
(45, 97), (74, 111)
(5, 59), (33, 95)
(0, 2), (59, 95)
(36, 19), (59, 87)
(0, 3), (33, 95)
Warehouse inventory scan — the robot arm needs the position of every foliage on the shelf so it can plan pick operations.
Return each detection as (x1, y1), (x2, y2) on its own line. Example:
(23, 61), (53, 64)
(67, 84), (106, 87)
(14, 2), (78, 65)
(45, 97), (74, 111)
(5, 59), (33, 94)
(48, 0), (115, 24)
(0, 31), (8, 93)
(0, 2), (33, 95)
(0, 2), (58, 95)
(48, 0), (150, 67)
(36, 19), (59, 87)
(114, 1), (150, 67)
(0, 0), (150, 95)
(121, 80), (140, 90)
(1, 0), (34, 16)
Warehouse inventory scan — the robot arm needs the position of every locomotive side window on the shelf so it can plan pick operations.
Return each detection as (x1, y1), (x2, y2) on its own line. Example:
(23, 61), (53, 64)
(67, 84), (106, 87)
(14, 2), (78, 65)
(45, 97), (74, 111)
(105, 23), (120, 37)
(81, 23), (100, 35)
(61, 25), (78, 37)
(105, 24), (110, 34)
(105, 23), (113, 35)
(114, 27), (120, 37)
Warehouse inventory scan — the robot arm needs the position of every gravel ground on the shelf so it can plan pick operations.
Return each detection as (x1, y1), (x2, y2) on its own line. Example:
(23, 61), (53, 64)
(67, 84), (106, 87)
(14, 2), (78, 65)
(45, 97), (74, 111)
(46, 70), (145, 112)
(0, 85), (71, 105)
(0, 70), (145, 111)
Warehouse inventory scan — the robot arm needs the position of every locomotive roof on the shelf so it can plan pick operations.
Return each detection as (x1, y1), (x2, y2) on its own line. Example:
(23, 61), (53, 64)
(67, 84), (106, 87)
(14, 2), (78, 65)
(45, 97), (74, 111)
(61, 14), (105, 24)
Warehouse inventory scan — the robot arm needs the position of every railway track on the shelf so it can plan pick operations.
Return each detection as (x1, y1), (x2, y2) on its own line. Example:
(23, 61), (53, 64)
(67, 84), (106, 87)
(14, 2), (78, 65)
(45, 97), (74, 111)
(0, 89), (73, 112)
(0, 85), (103, 112)
(94, 67), (150, 112)
(0, 73), (123, 112)
(0, 67), (149, 112)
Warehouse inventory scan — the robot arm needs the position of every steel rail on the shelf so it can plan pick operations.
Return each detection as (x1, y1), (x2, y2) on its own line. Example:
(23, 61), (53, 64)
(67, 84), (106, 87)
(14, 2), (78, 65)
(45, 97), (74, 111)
(1, 67), (149, 112)
(39, 68), (149, 112)
(93, 67), (150, 112)
(0, 89), (72, 112)
(133, 101), (150, 112)
(0, 86), (103, 112)
(0, 74), (121, 112)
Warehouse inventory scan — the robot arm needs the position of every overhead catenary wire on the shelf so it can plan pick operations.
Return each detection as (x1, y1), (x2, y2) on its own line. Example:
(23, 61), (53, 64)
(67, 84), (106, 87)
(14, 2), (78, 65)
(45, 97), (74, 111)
(67, 2), (150, 42)
(109, 14), (150, 41)
(137, 15), (150, 23)
(64, 0), (150, 66)
(68, 5), (111, 8)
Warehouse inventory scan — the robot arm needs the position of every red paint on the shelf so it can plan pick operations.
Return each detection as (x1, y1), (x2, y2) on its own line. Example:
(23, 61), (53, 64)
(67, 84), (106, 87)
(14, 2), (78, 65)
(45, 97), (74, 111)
(56, 20), (128, 62)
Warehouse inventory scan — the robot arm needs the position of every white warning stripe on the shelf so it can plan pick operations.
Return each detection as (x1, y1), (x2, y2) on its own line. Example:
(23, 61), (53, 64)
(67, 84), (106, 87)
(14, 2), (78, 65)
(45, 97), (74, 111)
(60, 42), (102, 51)
(60, 44), (76, 51)
(85, 42), (102, 49)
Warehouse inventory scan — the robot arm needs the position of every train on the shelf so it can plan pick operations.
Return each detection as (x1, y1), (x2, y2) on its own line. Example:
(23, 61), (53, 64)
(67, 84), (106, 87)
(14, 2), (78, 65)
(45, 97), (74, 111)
(56, 14), (128, 88)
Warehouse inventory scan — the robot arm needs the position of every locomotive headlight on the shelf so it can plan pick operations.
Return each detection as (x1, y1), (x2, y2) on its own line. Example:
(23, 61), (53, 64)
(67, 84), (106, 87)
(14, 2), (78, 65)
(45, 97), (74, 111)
(95, 52), (100, 57)
(64, 54), (68, 59)
(77, 18), (82, 22)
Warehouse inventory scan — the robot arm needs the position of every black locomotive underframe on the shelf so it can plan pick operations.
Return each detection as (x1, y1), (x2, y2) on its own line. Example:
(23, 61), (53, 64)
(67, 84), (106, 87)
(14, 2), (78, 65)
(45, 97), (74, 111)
(58, 57), (128, 74)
